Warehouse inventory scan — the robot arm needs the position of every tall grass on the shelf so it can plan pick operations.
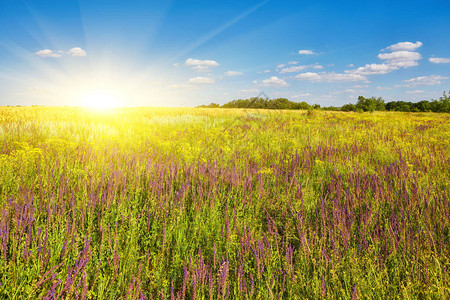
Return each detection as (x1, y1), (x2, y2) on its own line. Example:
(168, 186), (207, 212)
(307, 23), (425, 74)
(0, 107), (448, 298)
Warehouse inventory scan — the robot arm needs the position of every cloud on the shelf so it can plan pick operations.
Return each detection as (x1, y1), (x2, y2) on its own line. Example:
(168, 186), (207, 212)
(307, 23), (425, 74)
(347, 45), (422, 75)
(189, 76), (215, 84)
(279, 64), (323, 73)
(348, 63), (397, 75)
(173, 63), (179, 67)
(257, 70), (271, 74)
(429, 57), (450, 63)
(401, 75), (448, 87)
(294, 72), (322, 81)
(383, 41), (423, 51)
(35, 49), (62, 58)
(276, 64), (286, 69)
(298, 50), (315, 55)
(69, 47), (87, 57)
(406, 90), (424, 94)
(257, 76), (289, 87)
(35, 47), (87, 58)
(294, 72), (367, 82)
(288, 61), (299, 65)
(224, 71), (243, 76)
(185, 58), (220, 71)
(377, 51), (421, 67)
(347, 64), (354, 68)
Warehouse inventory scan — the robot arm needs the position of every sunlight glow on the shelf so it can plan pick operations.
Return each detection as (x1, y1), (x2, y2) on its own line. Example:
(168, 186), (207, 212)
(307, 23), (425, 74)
(80, 91), (122, 109)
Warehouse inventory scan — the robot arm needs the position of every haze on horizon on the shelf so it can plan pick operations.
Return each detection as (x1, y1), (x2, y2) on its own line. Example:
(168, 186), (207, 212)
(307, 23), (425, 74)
(0, 0), (449, 107)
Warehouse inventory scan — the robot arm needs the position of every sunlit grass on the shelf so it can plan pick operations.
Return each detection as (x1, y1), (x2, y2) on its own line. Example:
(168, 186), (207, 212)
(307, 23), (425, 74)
(0, 107), (448, 298)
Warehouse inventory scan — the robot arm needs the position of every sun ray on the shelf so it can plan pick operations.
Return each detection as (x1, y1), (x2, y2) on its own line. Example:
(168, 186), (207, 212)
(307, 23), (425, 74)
(80, 90), (122, 109)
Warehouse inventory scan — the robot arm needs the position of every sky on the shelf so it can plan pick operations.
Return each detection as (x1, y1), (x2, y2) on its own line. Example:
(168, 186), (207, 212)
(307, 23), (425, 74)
(0, 0), (449, 107)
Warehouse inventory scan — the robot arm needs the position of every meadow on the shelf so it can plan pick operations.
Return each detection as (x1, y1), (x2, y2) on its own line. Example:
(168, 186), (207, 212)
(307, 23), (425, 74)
(0, 107), (449, 299)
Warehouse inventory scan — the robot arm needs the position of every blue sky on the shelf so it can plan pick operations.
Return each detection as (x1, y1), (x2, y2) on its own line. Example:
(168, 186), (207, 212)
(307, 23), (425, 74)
(0, 0), (449, 107)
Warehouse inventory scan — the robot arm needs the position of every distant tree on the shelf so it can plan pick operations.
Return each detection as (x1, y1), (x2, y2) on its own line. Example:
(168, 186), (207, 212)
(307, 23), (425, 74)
(294, 101), (312, 110)
(416, 100), (431, 112)
(321, 106), (340, 111)
(197, 102), (220, 108)
(400, 103), (411, 112)
(437, 91), (450, 113)
(267, 98), (292, 109)
(356, 96), (385, 112)
(198, 92), (450, 113)
(218, 97), (315, 110)
(341, 103), (356, 112)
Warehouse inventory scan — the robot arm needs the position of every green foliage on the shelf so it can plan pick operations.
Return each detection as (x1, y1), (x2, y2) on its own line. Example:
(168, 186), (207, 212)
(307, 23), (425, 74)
(197, 102), (220, 108)
(220, 97), (312, 110)
(197, 91), (450, 113)
(341, 103), (356, 112)
(385, 91), (450, 113)
(356, 96), (386, 112)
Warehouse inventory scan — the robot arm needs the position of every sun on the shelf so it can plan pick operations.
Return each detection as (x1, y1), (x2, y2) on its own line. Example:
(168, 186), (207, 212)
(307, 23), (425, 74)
(80, 91), (123, 109)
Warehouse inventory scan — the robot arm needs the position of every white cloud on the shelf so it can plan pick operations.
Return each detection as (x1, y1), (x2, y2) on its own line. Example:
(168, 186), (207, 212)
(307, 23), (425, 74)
(35, 49), (62, 58)
(173, 63), (179, 67)
(406, 90), (424, 94)
(429, 57), (450, 63)
(224, 71), (243, 76)
(69, 47), (87, 57)
(294, 72), (322, 81)
(35, 47), (87, 58)
(401, 75), (448, 87)
(185, 58), (220, 71)
(377, 51), (422, 67)
(347, 64), (354, 68)
(189, 76), (215, 84)
(276, 64), (286, 69)
(258, 76), (289, 87)
(279, 64), (323, 73)
(298, 50), (315, 55)
(288, 61), (299, 65)
(347, 48), (422, 75)
(294, 72), (367, 82)
(383, 41), (423, 51)
(280, 66), (306, 73)
(348, 63), (397, 75)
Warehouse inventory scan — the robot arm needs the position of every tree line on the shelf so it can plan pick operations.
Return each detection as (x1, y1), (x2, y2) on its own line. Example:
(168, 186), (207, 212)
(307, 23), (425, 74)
(198, 91), (450, 113)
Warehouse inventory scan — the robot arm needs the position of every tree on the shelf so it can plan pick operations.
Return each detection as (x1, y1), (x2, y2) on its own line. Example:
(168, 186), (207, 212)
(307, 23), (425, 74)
(438, 91), (450, 113)
(356, 96), (385, 112)
(341, 103), (356, 112)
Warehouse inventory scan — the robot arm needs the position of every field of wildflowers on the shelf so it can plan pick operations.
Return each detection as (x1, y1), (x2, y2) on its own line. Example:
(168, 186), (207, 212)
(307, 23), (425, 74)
(0, 107), (448, 299)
